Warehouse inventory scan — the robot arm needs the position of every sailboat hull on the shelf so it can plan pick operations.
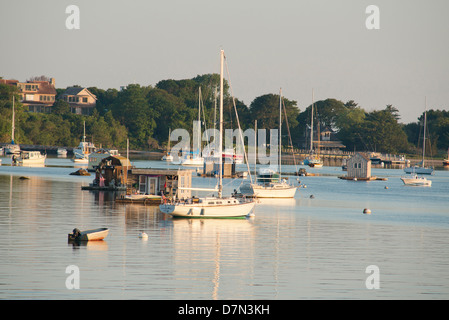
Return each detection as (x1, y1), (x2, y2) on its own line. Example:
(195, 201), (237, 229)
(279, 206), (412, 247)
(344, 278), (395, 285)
(250, 184), (297, 198)
(404, 166), (434, 175)
(159, 199), (255, 218)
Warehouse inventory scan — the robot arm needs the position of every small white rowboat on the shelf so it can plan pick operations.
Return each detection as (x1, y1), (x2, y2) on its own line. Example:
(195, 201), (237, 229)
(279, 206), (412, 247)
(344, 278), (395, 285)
(68, 227), (109, 241)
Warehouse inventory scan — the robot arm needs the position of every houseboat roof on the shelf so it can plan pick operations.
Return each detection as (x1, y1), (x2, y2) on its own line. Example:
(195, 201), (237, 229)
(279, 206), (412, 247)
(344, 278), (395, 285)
(131, 168), (193, 176)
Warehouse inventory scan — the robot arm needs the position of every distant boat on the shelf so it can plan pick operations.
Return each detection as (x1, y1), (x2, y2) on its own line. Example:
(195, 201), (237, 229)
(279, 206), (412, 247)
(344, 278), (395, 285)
(5, 96), (20, 155)
(88, 148), (120, 171)
(180, 87), (204, 166)
(443, 148), (449, 166)
(161, 128), (174, 162)
(404, 102), (434, 175)
(245, 168), (297, 198)
(68, 227), (109, 241)
(242, 89), (297, 199)
(57, 148), (67, 156)
(180, 153), (204, 166)
(401, 173), (432, 187)
(305, 89), (323, 168)
(73, 121), (97, 163)
(12, 151), (46, 166)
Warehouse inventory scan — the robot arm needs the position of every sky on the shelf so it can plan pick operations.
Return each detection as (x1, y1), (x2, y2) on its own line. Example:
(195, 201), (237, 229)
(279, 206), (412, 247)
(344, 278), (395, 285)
(1, 0), (448, 124)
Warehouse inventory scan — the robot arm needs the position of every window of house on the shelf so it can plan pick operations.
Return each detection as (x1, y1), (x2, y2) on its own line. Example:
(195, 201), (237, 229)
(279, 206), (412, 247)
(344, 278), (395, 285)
(83, 97), (88, 103)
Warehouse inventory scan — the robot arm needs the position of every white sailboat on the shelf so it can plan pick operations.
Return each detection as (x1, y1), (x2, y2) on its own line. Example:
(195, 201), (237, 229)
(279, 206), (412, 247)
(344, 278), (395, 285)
(161, 128), (173, 161)
(247, 89), (297, 198)
(304, 89), (323, 168)
(180, 87), (205, 166)
(72, 121), (97, 163)
(4, 96), (20, 155)
(404, 101), (434, 175)
(159, 50), (255, 218)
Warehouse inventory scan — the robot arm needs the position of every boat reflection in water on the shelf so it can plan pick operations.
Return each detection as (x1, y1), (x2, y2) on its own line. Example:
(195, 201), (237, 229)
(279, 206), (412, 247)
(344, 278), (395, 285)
(171, 218), (255, 299)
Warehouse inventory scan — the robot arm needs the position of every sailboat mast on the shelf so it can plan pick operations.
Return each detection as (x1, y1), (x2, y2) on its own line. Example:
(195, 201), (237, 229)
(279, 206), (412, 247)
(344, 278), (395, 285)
(423, 97), (427, 167)
(218, 50), (224, 198)
(279, 88), (282, 176)
(254, 120), (257, 182)
(11, 95), (15, 144)
(310, 89), (314, 152)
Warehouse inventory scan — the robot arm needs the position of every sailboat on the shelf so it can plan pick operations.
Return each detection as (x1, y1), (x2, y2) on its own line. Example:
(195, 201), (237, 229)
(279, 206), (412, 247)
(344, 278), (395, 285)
(404, 101), (434, 175)
(161, 128), (173, 161)
(4, 96), (20, 155)
(304, 89), (323, 168)
(72, 121), (97, 163)
(247, 89), (298, 198)
(159, 50), (256, 218)
(180, 87), (205, 166)
(443, 148), (449, 166)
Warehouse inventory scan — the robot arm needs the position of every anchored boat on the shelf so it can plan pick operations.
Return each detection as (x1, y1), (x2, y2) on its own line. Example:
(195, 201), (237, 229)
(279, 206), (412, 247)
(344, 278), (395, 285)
(68, 228), (109, 241)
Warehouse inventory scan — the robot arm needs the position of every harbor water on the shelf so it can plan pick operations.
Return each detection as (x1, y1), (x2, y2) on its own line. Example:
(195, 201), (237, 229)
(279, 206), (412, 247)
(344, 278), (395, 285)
(1, 156), (449, 299)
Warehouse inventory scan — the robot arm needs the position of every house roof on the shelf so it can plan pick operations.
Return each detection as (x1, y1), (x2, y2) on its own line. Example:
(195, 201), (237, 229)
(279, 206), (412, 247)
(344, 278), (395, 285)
(350, 152), (371, 162)
(63, 87), (97, 100)
(0, 79), (19, 85)
(33, 81), (56, 94)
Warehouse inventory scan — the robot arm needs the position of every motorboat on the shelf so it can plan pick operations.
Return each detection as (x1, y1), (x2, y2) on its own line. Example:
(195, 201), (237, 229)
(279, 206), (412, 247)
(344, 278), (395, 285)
(68, 228), (109, 241)
(12, 151), (46, 166)
(401, 174), (432, 187)
(57, 148), (67, 156)
(73, 121), (97, 162)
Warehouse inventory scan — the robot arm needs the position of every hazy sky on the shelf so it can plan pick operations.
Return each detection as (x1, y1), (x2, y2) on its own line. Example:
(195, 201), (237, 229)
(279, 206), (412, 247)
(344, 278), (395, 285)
(1, 0), (448, 123)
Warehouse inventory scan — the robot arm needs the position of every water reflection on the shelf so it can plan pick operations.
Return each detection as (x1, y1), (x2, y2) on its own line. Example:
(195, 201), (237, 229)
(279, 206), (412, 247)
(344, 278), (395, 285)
(1, 164), (449, 299)
(171, 218), (255, 300)
(68, 239), (108, 251)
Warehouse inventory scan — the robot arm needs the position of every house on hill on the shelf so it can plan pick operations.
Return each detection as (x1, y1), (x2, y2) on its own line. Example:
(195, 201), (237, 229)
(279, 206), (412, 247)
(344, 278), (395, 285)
(60, 86), (97, 115)
(302, 126), (345, 153)
(1, 78), (57, 113)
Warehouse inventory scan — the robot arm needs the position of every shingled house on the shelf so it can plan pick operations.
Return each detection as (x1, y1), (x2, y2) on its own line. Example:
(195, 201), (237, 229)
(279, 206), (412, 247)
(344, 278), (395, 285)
(60, 86), (97, 115)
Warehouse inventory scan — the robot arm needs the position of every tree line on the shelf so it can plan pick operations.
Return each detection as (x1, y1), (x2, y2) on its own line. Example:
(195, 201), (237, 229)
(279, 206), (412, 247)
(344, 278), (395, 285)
(1, 74), (448, 158)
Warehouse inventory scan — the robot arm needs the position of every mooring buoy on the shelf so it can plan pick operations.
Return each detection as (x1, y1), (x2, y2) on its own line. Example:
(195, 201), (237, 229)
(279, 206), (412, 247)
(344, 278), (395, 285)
(139, 232), (148, 240)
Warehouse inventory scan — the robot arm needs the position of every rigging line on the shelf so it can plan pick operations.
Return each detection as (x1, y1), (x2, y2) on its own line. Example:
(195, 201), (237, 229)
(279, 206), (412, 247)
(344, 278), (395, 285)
(281, 95), (298, 172)
(223, 54), (253, 184)
(199, 86), (210, 146)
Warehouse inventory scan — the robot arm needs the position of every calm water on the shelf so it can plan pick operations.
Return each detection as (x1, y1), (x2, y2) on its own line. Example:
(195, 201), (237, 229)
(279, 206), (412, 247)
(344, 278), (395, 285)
(1, 155), (449, 299)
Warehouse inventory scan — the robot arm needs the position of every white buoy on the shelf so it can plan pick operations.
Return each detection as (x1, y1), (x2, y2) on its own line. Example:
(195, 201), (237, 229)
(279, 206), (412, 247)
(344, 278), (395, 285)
(139, 232), (148, 239)
(363, 208), (371, 215)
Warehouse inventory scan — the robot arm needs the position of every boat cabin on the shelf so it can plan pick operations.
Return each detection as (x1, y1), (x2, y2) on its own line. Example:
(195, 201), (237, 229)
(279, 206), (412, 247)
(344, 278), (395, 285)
(129, 168), (192, 200)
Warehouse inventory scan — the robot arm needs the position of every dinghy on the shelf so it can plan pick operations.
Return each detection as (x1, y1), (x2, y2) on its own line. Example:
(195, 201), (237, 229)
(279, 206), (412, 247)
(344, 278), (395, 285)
(68, 228), (109, 241)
